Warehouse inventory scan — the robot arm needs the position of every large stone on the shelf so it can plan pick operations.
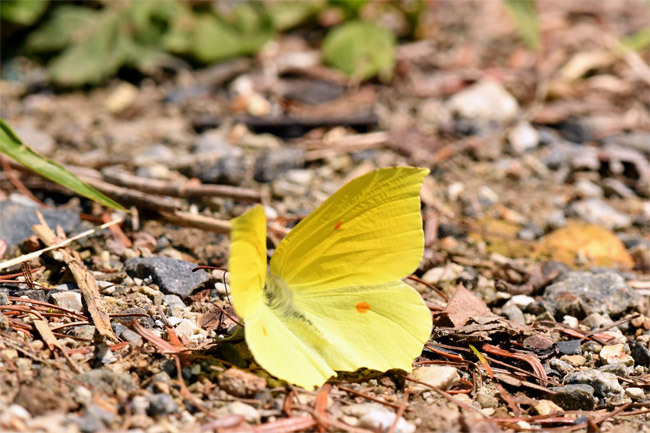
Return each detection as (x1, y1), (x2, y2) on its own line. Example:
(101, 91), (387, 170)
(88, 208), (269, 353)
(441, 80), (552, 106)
(564, 369), (624, 397)
(550, 384), (596, 410)
(124, 256), (210, 298)
(0, 199), (80, 247)
(543, 272), (639, 319)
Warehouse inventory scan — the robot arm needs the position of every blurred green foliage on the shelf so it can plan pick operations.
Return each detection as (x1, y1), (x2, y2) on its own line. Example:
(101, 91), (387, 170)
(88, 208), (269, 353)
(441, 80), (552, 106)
(620, 26), (650, 52)
(5, 0), (415, 86)
(502, 0), (540, 50)
(3, 0), (556, 87)
(1, 0), (49, 26)
(322, 20), (395, 81)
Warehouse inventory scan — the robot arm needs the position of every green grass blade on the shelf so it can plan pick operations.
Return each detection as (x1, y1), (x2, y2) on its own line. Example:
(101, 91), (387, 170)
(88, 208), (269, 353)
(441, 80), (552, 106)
(502, 0), (540, 50)
(0, 119), (126, 211)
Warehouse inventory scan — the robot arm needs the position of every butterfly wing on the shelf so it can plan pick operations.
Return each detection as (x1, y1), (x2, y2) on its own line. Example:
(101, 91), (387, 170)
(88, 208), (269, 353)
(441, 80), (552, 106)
(230, 168), (432, 389)
(269, 167), (429, 291)
(228, 205), (267, 318)
(294, 280), (432, 373)
(230, 206), (336, 389)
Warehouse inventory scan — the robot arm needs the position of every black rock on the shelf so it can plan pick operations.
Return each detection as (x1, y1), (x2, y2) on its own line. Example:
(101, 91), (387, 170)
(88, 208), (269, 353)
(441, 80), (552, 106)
(631, 341), (650, 367)
(557, 340), (582, 356)
(550, 384), (596, 410)
(124, 256), (210, 298)
(148, 393), (178, 416)
(0, 200), (81, 247)
(253, 147), (304, 183)
(542, 271), (639, 319)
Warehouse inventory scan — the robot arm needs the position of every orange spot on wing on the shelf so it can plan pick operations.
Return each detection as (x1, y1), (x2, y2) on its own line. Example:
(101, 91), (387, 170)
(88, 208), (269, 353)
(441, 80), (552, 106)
(262, 325), (268, 336)
(335, 220), (343, 230)
(356, 302), (371, 314)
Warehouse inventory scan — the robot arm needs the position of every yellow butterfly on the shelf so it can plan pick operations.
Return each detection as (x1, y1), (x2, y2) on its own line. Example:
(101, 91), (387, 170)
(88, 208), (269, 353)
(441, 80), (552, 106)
(228, 167), (432, 389)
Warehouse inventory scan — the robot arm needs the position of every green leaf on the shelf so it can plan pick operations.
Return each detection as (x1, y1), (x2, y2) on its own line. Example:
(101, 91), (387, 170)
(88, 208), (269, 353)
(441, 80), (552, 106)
(172, 7), (274, 63)
(322, 20), (395, 80)
(25, 5), (98, 53)
(502, 0), (540, 50)
(0, 119), (126, 211)
(267, 0), (324, 31)
(1, 0), (49, 25)
(328, 0), (369, 18)
(47, 11), (131, 87)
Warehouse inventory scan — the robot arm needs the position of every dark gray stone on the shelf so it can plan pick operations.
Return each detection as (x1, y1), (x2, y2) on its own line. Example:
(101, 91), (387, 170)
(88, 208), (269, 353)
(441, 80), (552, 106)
(75, 369), (136, 395)
(564, 369), (624, 397)
(120, 329), (143, 345)
(557, 340), (581, 355)
(543, 271), (639, 319)
(599, 363), (631, 377)
(191, 154), (247, 186)
(148, 393), (178, 416)
(550, 384), (596, 410)
(11, 289), (48, 303)
(253, 147), (304, 183)
(631, 341), (650, 367)
(124, 256), (210, 298)
(0, 200), (80, 247)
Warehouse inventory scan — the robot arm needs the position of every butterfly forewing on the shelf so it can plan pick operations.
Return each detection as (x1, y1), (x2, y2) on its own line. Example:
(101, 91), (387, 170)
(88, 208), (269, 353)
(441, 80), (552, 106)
(229, 205), (268, 318)
(269, 167), (429, 290)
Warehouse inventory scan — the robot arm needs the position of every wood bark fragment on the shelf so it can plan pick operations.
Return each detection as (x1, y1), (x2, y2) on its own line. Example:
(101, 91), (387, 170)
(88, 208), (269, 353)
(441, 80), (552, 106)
(101, 167), (263, 202)
(159, 210), (231, 234)
(31, 212), (118, 342)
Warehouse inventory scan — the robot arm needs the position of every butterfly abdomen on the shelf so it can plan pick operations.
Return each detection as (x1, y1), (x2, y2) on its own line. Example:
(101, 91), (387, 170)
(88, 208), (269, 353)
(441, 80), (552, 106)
(264, 273), (330, 347)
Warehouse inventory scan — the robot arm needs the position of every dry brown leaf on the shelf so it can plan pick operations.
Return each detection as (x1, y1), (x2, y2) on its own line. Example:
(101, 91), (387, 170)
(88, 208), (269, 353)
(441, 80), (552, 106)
(439, 285), (494, 328)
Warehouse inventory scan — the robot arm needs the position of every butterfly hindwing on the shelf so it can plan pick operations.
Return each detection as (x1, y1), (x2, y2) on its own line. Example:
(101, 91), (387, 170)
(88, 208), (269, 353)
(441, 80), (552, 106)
(294, 280), (432, 373)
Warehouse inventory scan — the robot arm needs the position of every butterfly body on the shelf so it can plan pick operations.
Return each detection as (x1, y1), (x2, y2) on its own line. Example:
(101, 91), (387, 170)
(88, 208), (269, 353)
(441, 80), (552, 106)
(229, 167), (432, 389)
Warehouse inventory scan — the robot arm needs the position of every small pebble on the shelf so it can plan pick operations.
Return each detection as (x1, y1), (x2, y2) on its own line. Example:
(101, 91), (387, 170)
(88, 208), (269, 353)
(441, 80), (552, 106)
(625, 387), (645, 400)
(219, 368), (266, 398)
(561, 355), (587, 367)
(408, 366), (460, 392)
(600, 344), (634, 366)
(227, 401), (260, 423)
(50, 291), (83, 312)
(533, 399), (563, 416)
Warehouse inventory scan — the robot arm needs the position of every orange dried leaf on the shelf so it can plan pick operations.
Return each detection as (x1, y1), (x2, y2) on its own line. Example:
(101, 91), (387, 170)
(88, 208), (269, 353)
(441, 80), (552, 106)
(540, 223), (633, 268)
